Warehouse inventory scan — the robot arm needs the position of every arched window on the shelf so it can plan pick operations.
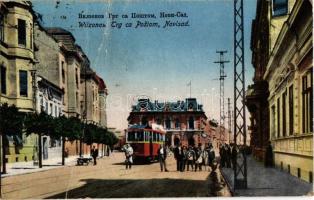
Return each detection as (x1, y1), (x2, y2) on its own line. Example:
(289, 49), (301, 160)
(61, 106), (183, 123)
(189, 116), (194, 130)
(165, 117), (171, 129)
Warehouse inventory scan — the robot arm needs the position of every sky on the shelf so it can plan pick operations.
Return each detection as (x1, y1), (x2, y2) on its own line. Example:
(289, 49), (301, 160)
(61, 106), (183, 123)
(32, 0), (257, 131)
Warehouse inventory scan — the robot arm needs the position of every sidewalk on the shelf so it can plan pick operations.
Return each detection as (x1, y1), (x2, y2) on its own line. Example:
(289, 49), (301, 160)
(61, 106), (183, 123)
(221, 155), (313, 196)
(1, 154), (103, 177)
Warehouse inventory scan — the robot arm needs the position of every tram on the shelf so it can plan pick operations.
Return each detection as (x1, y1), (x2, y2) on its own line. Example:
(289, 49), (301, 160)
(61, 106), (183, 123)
(126, 123), (165, 162)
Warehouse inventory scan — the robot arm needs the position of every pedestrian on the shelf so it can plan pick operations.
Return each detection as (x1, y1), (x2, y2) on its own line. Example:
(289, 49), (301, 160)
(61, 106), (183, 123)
(225, 144), (231, 168)
(91, 145), (98, 165)
(174, 143), (183, 171)
(219, 144), (226, 168)
(206, 144), (216, 171)
(158, 144), (169, 172)
(181, 146), (188, 172)
(194, 144), (203, 171)
(201, 145), (208, 170)
(186, 145), (195, 171)
(124, 143), (134, 169)
(264, 141), (274, 167)
(231, 144), (237, 170)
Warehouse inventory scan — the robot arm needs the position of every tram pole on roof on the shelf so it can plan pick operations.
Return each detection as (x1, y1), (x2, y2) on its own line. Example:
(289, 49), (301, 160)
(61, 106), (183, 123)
(233, 0), (248, 190)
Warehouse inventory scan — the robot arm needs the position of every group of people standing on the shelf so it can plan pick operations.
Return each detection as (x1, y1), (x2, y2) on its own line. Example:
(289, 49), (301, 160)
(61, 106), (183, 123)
(219, 143), (237, 169)
(172, 143), (216, 172)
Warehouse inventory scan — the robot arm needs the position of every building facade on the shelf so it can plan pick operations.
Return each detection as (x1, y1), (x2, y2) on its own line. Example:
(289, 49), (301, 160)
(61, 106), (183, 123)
(45, 28), (82, 118)
(0, 2), (110, 164)
(246, 0), (270, 161)
(0, 1), (38, 163)
(36, 75), (63, 160)
(128, 98), (209, 147)
(248, 0), (313, 182)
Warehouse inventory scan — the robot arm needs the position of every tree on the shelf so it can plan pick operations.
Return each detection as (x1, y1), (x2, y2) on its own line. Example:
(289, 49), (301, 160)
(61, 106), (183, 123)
(0, 103), (24, 174)
(24, 111), (55, 168)
(54, 116), (82, 164)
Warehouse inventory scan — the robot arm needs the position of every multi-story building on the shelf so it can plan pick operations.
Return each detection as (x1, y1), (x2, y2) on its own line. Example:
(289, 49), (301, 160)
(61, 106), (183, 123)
(246, 0), (270, 161)
(45, 28), (82, 118)
(0, 1), (38, 163)
(248, 0), (313, 182)
(127, 98), (209, 147)
(80, 60), (100, 125)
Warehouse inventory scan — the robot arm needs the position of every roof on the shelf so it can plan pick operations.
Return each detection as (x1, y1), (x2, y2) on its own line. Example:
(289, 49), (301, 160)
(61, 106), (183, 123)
(46, 27), (76, 41)
(95, 74), (107, 92)
(128, 124), (148, 129)
(130, 98), (204, 112)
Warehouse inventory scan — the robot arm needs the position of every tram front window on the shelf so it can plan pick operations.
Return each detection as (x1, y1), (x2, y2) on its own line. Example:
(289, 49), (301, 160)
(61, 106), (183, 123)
(137, 131), (144, 141)
(127, 132), (135, 142)
(127, 131), (144, 142)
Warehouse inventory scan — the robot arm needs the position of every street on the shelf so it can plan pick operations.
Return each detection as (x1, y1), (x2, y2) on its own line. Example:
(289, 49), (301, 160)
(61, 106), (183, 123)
(2, 152), (231, 199)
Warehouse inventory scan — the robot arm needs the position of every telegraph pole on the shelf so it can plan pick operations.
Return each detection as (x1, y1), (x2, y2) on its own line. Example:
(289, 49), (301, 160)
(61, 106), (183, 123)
(233, 0), (247, 190)
(214, 50), (229, 145)
(228, 98), (231, 144)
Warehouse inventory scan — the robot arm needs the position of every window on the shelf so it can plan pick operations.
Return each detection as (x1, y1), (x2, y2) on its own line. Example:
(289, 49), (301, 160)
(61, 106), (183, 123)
(277, 98), (280, 137)
(19, 70), (28, 96)
(61, 61), (65, 83)
(302, 70), (313, 133)
(136, 131), (144, 141)
(289, 85), (294, 135)
(271, 105), (276, 138)
(29, 23), (32, 49)
(50, 103), (53, 115)
(75, 68), (79, 89)
(0, 14), (4, 42)
(18, 19), (26, 46)
(272, 0), (288, 17)
(127, 132), (135, 142)
(189, 116), (194, 129)
(282, 91), (287, 137)
(141, 117), (148, 126)
(1, 66), (6, 94)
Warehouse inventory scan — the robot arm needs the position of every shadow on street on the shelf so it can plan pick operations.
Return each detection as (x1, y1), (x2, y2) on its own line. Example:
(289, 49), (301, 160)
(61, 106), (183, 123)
(46, 177), (212, 198)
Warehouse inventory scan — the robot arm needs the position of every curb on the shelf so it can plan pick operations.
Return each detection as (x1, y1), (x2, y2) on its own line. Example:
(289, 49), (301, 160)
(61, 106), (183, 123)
(220, 168), (235, 196)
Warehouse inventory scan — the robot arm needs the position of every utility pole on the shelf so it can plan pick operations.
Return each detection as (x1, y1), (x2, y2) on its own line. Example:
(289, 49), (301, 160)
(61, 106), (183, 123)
(233, 0), (247, 190)
(228, 98), (231, 144)
(214, 50), (229, 145)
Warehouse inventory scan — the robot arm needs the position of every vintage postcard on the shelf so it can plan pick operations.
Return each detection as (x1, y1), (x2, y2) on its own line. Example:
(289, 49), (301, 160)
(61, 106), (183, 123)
(0, 0), (313, 199)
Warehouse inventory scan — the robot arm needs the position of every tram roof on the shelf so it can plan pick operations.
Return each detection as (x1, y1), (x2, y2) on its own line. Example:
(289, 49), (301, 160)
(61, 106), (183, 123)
(128, 124), (148, 129)
(127, 124), (166, 134)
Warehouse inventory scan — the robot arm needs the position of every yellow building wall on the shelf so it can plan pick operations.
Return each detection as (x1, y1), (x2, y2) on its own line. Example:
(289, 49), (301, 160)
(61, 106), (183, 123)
(1, 2), (37, 163)
(267, 0), (313, 183)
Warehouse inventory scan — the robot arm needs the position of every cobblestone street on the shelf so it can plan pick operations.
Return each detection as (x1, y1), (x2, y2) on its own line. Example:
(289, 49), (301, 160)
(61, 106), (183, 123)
(2, 152), (231, 199)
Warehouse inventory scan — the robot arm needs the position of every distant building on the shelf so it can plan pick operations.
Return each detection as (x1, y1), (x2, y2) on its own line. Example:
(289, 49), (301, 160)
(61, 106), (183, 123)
(96, 74), (108, 128)
(248, 0), (313, 182)
(127, 98), (208, 147)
